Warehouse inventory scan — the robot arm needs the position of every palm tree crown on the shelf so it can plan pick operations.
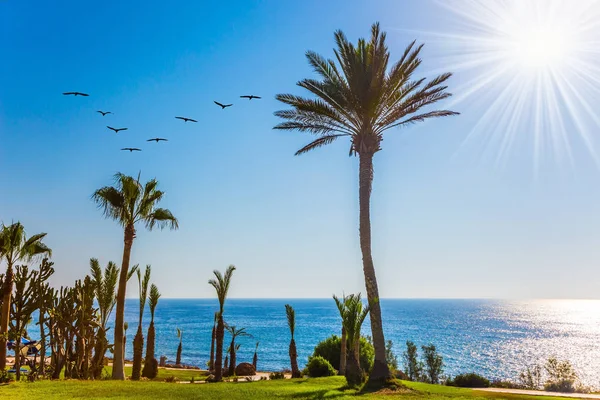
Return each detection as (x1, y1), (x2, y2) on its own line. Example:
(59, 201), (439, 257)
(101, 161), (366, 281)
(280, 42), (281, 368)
(0, 222), (52, 266)
(208, 265), (236, 315)
(92, 172), (179, 230)
(148, 284), (161, 318)
(136, 265), (151, 324)
(274, 22), (458, 156)
(285, 304), (296, 339)
(90, 258), (119, 330)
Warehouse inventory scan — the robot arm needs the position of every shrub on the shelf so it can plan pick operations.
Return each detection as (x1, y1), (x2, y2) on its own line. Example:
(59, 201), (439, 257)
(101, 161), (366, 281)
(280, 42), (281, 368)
(311, 335), (374, 373)
(447, 373), (490, 388)
(305, 356), (337, 378)
(491, 380), (521, 389)
(164, 376), (179, 383)
(269, 372), (285, 380)
(544, 358), (577, 393)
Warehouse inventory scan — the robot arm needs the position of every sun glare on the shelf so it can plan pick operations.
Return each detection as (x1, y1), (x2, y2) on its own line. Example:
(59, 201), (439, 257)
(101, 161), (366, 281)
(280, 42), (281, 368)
(416, 0), (600, 171)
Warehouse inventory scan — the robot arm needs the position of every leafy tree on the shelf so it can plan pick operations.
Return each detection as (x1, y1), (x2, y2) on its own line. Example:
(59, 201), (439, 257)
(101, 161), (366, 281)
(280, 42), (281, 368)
(225, 325), (251, 376)
(0, 222), (52, 371)
(131, 265), (151, 380)
(421, 344), (443, 384)
(175, 327), (183, 365)
(285, 304), (301, 378)
(311, 335), (374, 372)
(274, 23), (458, 385)
(403, 340), (422, 381)
(92, 173), (178, 379)
(142, 284), (161, 378)
(208, 265), (236, 381)
(385, 340), (399, 372)
(519, 364), (542, 390)
(544, 357), (577, 393)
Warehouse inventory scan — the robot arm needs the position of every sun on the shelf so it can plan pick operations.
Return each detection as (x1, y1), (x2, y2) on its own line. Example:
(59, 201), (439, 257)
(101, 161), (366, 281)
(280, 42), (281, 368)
(416, 0), (600, 171)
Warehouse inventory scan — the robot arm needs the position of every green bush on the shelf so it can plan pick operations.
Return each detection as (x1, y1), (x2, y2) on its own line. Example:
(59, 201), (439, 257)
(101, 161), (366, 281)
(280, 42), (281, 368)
(305, 356), (337, 377)
(447, 373), (490, 388)
(311, 335), (374, 372)
(269, 372), (285, 380)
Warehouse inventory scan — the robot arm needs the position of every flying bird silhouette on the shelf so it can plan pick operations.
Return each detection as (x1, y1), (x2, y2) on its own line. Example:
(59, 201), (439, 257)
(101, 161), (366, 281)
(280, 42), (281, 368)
(175, 116), (197, 123)
(214, 101), (233, 109)
(97, 110), (112, 116)
(121, 148), (141, 152)
(63, 92), (89, 97)
(147, 138), (168, 142)
(240, 95), (261, 100)
(107, 126), (128, 133)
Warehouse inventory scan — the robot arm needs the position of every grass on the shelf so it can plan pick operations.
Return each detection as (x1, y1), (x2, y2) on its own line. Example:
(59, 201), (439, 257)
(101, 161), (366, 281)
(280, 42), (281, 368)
(103, 366), (209, 381)
(0, 376), (582, 400)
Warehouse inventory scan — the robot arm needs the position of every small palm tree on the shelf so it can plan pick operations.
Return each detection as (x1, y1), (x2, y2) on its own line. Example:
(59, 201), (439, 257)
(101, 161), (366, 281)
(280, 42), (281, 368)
(0, 222), (52, 371)
(92, 172), (178, 380)
(208, 265), (236, 381)
(132, 265), (151, 380)
(176, 328), (183, 365)
(90, 258), (119, 378)
(209, 312), (217, 371)
(285, 304), (301, 378)
(142, 283), (161, 378)
(225, 325), (252, 376)
(341, 294), (371, 386)
(333, 293), (350, 375)
(274, 23), (458, 385)
(253, 342), (259, 370)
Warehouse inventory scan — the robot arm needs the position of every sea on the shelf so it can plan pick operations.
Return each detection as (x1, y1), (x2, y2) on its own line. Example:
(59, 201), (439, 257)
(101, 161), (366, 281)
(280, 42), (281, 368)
(29, 299), (600, 387)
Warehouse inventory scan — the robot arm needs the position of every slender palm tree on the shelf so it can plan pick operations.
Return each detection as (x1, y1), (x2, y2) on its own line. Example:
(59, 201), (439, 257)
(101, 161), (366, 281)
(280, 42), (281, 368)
(285, 304), (301, 378)
(209, 312), (217, 371)
(341, 294), (371, 386)
(176, 327), (183, 365)
(142, 283), (161, 378)
(274, 23), (458, 385)
(132, 265), (151, 380)
(92, 172), (178, 379)
(0, 222), (52, 371)
(333, 293), (350, 375)
(208, 265), (236, 381)
(225, 325), (252, 376)
(252, 342), (259, 370)
(90, 258), (119, 378)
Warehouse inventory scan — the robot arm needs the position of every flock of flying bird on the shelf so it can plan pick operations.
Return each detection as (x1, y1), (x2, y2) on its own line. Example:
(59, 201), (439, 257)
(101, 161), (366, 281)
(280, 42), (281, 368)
(62, 91), (262, 152)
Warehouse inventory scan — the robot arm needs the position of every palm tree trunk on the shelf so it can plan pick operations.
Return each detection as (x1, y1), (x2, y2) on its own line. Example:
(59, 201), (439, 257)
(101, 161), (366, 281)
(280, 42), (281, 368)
(209, 324), (215, 371)
(0, 264), (13, 371)
(289, 338), (301, 378)
(112, 223), (135, 380)
(214, 314), (224, 381)
(228, 340), (236, 377)
(358, 152), (390, 385)
(131, 326), (143, 380)
(15, 334), (21, 380)
(142, 319), (156, 378)
(339, 326), (347, 375)
(345, 341), (363, 387)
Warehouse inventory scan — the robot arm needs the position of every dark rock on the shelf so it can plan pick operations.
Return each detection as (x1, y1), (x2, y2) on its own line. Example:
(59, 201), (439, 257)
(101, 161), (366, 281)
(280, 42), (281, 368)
(235, 362), (256, 376)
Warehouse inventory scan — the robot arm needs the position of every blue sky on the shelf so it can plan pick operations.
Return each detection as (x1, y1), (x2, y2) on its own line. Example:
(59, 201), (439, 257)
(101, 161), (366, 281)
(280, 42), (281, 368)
(1, 0), (599, 299)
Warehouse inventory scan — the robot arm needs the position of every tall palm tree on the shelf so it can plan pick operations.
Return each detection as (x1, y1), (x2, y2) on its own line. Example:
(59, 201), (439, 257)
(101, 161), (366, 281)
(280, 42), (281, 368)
(175, 327), (183, 365)
(285, 304), (301, 378)
(92, 172), (178, 379)
(333, 293), (350, 375)
(142, 283), (161, 378)
(274, 23), (458, 385)
(208, 265), (236, 381)
(341, 294), (371, 386)
(252, 342), (259, 370)
(225, 325), (252, 376)
(209, 312), (217, 371)
(0, 222), (52, 371)
(132, 265), (151, 380)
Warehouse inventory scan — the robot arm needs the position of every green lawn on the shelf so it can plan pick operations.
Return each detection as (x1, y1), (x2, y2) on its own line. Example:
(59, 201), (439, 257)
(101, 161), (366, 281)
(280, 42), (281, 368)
(0, 376), (580, 400)
(104, 366), (209, 381)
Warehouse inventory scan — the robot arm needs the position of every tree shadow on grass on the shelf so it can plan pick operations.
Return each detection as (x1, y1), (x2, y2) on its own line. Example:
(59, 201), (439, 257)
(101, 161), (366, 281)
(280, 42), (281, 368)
(289, 388), (348, 399)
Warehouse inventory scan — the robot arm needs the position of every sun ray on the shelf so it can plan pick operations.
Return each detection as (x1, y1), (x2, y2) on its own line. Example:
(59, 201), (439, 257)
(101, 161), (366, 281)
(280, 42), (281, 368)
(404, 0), (600, 172)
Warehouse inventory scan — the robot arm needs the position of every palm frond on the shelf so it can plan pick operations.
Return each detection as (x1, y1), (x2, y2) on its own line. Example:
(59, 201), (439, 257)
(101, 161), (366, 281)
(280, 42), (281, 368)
(295, 134), (349, 156)
(148, 283), (161, 316)
(145, 208), (179, 231)
(285, 304), (296, 338)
